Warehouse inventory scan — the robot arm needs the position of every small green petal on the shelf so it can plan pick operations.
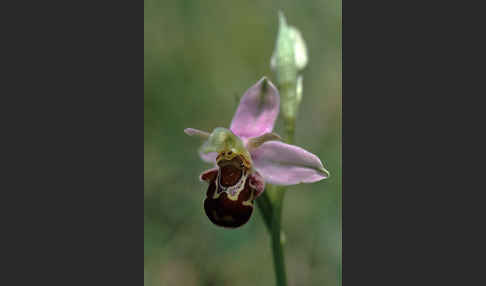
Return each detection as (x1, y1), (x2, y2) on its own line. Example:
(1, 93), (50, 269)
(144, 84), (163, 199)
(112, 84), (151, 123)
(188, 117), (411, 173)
(200, 127), (253, 165)
(246, 132), (282, 151)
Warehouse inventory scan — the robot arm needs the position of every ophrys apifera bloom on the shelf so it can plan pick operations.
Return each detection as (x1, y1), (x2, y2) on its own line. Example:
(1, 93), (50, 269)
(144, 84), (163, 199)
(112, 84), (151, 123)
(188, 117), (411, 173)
(185, 77), (329, 228)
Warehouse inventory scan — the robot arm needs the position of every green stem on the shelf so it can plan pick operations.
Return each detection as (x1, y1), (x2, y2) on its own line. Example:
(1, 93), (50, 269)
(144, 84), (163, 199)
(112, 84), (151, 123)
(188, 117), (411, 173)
(257, 184), (288, 286)
(269, 117), (295, 286)
(270, 188), (287, 286)
(284, 118), (295, 145)
(256, 192), (273, 233)
(259, 115), (295, 286)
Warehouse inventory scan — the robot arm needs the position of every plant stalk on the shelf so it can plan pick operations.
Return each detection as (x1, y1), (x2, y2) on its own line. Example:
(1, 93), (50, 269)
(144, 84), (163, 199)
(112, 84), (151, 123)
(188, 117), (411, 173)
(257, 115), (295, 286)
(270, 187), (287, 286)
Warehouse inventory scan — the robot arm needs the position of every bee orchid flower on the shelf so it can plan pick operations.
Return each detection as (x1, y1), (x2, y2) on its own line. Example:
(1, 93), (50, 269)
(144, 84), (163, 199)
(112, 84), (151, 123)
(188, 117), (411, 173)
(185, 77), (329, 228)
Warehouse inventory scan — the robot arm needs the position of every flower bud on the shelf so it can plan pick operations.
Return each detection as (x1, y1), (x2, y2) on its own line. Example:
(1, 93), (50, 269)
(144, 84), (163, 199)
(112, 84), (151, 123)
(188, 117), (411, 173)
(270, 12), (308, 132)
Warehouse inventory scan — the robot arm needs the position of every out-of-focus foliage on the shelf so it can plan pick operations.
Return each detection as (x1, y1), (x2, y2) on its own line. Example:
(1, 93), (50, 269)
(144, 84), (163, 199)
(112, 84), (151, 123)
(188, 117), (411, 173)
(144, 0), (341, 285)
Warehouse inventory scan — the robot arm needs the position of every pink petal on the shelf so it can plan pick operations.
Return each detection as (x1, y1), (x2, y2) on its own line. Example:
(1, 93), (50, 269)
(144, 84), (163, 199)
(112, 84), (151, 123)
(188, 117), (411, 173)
(250, 141), (329, 185)
(184, 128), (217, 163)
(184, 128), (210, 138)
(230, 77), (280, 139)
(199, 151), (218, 164)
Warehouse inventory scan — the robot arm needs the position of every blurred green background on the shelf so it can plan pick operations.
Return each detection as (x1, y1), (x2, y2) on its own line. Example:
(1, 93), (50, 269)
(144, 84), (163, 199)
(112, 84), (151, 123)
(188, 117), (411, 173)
(144, 0), (341, 285)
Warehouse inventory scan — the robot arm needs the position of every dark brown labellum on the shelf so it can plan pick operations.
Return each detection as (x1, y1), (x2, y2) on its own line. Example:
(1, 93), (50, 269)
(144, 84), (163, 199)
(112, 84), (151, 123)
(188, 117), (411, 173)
(203, 156), (256, 228)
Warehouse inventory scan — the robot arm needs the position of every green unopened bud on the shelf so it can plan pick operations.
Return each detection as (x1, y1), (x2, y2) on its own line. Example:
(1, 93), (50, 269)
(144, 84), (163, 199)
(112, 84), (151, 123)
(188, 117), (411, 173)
(270, 13), (307, 74)
(270, 11), (308, 136)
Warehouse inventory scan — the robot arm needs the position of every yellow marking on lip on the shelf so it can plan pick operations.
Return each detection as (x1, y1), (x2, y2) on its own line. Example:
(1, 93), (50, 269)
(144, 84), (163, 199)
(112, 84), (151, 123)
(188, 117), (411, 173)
(216, 150), (238, 162)
(226, 192), (239, 201)
(242, 190), (255, 207)
(212, 180), (222, 199)
(225, 171), (248, 201)
(216, 150), (252, 169)
(214, 165), (248, 201)
(212, 178), (243, 201)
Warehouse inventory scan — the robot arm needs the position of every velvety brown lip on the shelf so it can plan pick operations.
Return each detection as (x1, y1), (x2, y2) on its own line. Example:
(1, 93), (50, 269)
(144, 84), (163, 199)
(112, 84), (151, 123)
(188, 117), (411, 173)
(204, 176), (255, 228)
(217, 156), (245, 187)
(219, 164), (242, 187)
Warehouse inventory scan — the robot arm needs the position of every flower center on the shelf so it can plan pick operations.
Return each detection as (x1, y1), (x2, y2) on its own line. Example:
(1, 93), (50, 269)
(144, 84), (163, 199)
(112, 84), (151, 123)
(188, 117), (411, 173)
(219, 164), (242, 187)
(217, 156), (245, 187)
